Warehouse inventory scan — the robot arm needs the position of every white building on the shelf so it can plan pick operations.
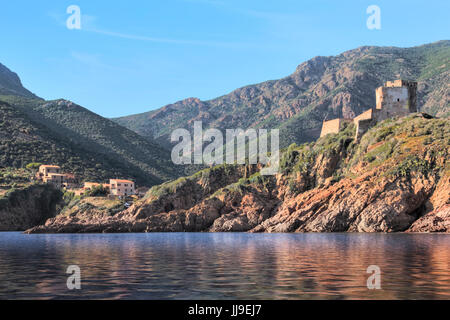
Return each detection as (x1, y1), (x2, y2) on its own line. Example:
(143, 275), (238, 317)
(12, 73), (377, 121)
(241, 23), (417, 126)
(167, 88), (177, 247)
(109, 179), (135, 197)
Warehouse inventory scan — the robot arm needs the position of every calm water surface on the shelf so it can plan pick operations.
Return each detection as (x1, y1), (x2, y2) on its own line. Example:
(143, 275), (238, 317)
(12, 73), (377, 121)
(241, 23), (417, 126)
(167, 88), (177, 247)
(0, 232), (449, 300)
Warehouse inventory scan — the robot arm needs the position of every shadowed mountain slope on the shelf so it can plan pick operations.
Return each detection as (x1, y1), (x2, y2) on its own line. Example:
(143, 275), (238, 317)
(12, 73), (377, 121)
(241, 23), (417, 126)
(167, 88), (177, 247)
(0, 62), (180, 185)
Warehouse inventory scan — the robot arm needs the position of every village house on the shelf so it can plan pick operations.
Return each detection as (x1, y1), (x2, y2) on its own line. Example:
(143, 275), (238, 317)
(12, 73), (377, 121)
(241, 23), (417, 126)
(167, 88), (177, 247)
(320, 79), (418, 140)
(61, 173), (77, 189)
(72, 180), (138, 197)
(109, 179), (135, 197)
(36, 165), (61, 177)
(36, 165), (78, 189)
(35, 165), (139, 198)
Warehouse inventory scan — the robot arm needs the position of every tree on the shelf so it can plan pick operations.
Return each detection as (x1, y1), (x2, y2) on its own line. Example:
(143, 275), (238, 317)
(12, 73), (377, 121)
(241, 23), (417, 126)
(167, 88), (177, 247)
(86, 185), (109, 197)
(26, 162), (42, 171)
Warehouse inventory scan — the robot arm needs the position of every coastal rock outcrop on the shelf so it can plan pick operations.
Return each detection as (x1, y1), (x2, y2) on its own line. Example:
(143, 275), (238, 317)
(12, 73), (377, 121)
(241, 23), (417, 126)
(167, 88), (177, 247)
(26, 114), (450, 234)
(407, 176), (450, 232)
(0, 184), (62, 231)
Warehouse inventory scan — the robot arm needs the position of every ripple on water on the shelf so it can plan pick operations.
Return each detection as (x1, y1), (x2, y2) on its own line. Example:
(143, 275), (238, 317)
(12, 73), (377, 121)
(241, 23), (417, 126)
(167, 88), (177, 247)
(0, 232), (449, 299)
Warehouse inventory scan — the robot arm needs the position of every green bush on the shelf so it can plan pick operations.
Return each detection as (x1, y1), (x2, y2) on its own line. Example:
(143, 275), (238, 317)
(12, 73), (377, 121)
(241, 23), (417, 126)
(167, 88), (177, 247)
(26, 162), (42, 171)
(391, 156), (433, 178)
(86, 185), (109, 197)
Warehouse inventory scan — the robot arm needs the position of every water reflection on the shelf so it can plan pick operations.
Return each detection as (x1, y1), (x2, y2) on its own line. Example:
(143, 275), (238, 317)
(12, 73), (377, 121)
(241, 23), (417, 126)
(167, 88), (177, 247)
(0, 233), (448, 299)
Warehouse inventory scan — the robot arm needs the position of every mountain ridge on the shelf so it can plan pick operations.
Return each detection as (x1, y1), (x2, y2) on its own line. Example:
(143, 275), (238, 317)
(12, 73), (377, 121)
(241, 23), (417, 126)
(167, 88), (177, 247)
(0, 63), (39, 99)
(0, 98), (179, 185)
(0, 40), (448, 186)
(0, 91), (180, 186)
(114, 40), (450, 148)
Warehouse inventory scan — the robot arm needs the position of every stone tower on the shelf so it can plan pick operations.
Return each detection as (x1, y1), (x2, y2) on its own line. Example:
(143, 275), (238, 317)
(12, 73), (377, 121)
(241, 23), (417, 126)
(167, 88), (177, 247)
(375, 80), (418, 121)
(319, 79), (419, 140)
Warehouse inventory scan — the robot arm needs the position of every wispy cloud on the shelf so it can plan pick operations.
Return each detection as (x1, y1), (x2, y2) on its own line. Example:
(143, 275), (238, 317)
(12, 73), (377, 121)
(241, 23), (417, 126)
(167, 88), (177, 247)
(82, 27), (243, 48)
(49, 8), (245, 48)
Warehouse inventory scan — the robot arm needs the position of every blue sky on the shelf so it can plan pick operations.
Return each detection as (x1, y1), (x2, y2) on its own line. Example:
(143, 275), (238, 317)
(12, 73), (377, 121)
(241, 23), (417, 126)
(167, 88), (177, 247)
(0, 0), (448, 117)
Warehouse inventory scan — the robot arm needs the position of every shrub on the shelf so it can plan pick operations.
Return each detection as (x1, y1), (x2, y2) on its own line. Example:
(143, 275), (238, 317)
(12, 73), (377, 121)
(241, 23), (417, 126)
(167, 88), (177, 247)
(86, 185), (109, 197)
(26, 162), (42, 171)
(280, 144), (300, 174)
(391, 156), (433, 178)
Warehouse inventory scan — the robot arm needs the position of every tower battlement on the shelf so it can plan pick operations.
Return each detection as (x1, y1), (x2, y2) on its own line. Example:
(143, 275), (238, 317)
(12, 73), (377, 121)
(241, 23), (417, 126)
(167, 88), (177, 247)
(376, 80), (418, 115)
(385, 79), (417, 88)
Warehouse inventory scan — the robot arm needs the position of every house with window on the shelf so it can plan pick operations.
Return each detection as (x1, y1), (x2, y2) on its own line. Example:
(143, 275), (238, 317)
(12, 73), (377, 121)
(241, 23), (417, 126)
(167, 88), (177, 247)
(35, 165), (78, 189)
(36, 165), (61, 179)
(62, 173), (78, 189)
(109, 179), (135, 197)
(45, 173), (66, 189)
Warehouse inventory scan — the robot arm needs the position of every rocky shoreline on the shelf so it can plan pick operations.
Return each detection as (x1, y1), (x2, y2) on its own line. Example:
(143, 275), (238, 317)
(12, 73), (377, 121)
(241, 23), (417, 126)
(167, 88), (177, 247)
(24, 115), (450, 234)
(25, 170), (450, 234)
(0, 184), (62, 231)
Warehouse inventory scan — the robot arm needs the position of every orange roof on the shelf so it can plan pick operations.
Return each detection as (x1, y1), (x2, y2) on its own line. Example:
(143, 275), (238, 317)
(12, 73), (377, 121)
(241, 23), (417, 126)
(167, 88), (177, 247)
(41, 165), (61, 168)
(110, 179), (134, 183)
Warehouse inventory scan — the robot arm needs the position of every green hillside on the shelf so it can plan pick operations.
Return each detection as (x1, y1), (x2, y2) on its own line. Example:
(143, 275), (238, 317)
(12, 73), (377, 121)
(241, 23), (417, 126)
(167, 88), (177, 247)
(0, 94), (180, 186)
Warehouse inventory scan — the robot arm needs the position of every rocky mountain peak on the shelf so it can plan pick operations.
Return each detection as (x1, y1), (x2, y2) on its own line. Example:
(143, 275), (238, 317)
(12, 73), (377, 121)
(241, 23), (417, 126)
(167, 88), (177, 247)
(0, 63), (39, 98)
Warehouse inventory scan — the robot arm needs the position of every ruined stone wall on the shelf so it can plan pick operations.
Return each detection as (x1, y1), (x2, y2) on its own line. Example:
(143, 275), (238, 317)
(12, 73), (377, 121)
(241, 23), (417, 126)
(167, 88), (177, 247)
(353, 108), (373, 123)
(407, 82), (418, 113)
(352, 109), (375, 139)
(320, 119), (343, 137)
(355, 118), (374, 141)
